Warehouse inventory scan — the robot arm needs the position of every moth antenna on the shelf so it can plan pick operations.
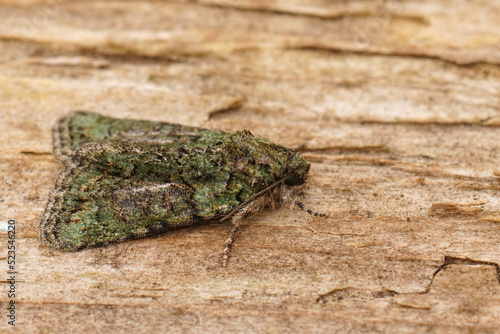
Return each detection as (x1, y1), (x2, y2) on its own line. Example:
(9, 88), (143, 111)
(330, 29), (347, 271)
(295, 200), (327, 218)
(220, 179), (283, 222)
(280, 185), (326, 218)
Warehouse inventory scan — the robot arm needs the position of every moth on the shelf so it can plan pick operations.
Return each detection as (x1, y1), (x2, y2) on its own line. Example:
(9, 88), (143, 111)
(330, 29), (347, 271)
(40, 111), (325, 266)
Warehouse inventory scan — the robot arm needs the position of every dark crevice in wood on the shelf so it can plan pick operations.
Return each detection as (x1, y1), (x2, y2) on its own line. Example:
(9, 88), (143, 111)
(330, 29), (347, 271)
(207, 100), (245, 120)
(316, 256), (500, 304)
(195, 1), (429, 26)
(290, 46), (500, 67)
(316, 287), (399, 304)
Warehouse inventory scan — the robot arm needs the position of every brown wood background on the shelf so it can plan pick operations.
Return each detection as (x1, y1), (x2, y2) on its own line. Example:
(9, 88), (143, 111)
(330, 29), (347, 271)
(1, 0), (499, 333)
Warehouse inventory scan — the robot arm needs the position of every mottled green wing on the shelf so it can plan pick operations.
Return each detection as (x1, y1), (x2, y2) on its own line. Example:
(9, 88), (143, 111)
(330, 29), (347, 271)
(40, 159), (197, 251)
(53, 111), (228, 162)
(43, 112), (308, 251)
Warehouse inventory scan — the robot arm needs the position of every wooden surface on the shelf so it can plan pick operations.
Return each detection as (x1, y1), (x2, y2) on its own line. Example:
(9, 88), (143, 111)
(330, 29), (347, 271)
(1, 1), (500, 333)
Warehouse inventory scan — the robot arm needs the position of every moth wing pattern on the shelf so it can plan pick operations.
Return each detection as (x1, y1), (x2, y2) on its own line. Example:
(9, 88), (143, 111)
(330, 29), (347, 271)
(42, 111), (324, 265)
(53, 111), (226, 162)
(40, 145), (197, 250)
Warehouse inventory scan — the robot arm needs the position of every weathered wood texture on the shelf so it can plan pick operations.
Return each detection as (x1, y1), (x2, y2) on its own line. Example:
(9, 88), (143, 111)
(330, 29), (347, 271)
(1, 1), (499, 333)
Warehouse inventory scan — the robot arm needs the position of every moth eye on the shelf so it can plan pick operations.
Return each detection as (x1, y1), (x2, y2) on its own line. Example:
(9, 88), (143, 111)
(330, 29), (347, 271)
(285, 174), (305, 186)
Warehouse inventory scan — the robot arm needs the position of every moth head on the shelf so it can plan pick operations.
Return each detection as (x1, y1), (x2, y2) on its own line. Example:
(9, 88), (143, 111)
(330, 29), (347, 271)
(284, 153), (310, 186)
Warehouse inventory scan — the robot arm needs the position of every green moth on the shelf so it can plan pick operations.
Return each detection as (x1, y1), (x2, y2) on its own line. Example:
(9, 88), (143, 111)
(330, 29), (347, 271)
(40, 111), (324, 266)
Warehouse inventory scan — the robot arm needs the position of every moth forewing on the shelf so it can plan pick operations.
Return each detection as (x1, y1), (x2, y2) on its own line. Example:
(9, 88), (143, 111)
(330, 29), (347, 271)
(41, 111), (325, 266)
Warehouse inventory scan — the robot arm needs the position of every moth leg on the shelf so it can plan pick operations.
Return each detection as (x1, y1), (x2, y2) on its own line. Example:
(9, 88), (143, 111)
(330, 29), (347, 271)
(222, 194), (269, 267)
(222, 225), (239, 267)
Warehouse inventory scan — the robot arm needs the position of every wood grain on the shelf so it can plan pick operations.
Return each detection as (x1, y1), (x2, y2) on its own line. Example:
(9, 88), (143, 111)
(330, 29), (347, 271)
(0, 1), (499, 332)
